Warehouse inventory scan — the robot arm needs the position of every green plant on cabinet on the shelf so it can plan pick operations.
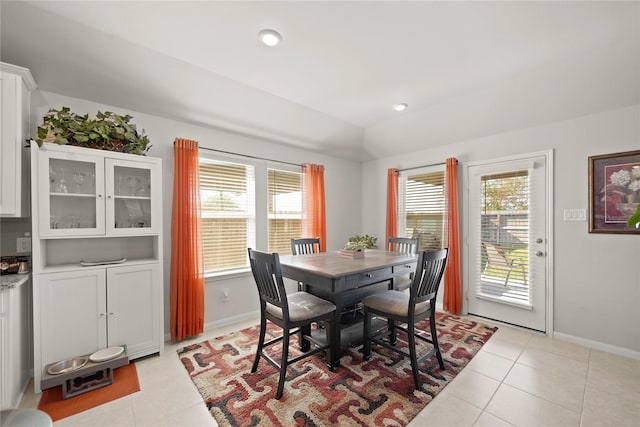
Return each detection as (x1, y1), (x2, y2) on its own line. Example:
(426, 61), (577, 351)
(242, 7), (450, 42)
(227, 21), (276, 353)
(35, 107), (151, 155)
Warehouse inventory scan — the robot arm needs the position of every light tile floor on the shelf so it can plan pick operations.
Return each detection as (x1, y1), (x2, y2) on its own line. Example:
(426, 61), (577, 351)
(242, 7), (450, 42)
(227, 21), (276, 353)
(19, 315), (640, 426)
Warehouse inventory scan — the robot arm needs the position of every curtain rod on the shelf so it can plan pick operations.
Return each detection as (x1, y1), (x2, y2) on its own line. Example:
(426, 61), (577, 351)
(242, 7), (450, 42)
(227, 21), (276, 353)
(195, 145), (303, 167)
(398, 159), (457, 172)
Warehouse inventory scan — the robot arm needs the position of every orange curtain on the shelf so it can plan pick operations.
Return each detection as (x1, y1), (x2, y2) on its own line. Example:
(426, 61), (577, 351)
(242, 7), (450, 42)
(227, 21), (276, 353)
(443, 157), (462, 314)
(302, 163), (326, 252)
(386, 168), (399, 248)
(170, 138), (205, 341)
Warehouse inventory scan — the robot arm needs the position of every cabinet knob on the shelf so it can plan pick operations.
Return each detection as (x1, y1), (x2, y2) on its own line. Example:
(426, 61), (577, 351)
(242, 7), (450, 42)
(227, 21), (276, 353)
(405, 264), (412, 269)
(364, 273), (372, 278)
(99, 313), (105, 317)
(107, 195), (112, 199)
(109, 312), (114, 315)
(97, 194), (103, 198)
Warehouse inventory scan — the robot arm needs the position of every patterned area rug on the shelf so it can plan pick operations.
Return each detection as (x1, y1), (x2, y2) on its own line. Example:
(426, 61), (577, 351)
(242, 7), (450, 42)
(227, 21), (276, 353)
(177, 313), (496, 427)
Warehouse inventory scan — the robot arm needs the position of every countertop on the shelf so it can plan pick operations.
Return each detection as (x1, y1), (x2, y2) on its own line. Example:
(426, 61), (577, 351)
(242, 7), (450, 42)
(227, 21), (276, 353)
(0, 273), (30, 290)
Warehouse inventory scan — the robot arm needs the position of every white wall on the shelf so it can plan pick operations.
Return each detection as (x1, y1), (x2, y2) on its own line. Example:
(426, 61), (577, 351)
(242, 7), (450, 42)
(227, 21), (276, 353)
(362, 105), (640, 356)
(30, 90), (363, 335)
(28, 90), (640, 355)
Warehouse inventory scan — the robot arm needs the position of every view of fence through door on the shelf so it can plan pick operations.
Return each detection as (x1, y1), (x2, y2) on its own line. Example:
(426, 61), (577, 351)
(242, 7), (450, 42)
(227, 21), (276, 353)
(466, 153), (550, 332)
(479, 171), (529, 302)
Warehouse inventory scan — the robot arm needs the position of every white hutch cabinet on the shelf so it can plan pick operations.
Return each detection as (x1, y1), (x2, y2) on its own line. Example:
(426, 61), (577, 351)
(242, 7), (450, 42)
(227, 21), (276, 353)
(30, 143), (164, 392)
(1, 62), (36, 217)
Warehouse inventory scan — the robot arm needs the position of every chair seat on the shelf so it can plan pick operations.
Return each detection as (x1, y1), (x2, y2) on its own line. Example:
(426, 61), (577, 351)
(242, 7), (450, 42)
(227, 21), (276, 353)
(362, 290), (431, 318)
(267, 291), (336, 322)
(393, 275), (412, 292)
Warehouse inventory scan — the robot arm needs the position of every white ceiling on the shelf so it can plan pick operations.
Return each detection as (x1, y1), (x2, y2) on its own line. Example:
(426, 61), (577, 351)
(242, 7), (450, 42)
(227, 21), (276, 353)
(1, 1), (639, 161)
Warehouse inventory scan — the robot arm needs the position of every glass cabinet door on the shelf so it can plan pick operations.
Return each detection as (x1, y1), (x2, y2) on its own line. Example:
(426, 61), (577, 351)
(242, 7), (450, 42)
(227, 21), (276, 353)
(105, 158), (161, 235)
(38, 151), (105, 237)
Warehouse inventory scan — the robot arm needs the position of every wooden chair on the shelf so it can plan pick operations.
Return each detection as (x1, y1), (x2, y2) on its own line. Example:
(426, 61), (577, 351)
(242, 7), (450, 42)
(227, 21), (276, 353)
(387, 237), (418, 292)
(248, 248), (335, 399)
(290, 237), (321, 255)
(362, 248), (449, 391)
(290, 238), (321, 291)
(481, 242), (526, 286)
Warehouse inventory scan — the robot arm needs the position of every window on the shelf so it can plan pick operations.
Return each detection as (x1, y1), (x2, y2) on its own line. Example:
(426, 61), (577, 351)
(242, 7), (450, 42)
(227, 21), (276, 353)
(398, 168), (446, 251)
(477, 170), (530, 303)
(268, 168), (302, 254)
(198, 157), (302, 274)
(199, 158), (255, 273)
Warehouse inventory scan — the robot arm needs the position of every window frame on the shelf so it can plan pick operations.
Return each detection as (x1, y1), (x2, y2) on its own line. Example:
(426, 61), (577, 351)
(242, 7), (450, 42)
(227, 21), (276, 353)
(198, 153), (302, 277)
(398, 165), (447, 252)
(267, 166), (303, 255)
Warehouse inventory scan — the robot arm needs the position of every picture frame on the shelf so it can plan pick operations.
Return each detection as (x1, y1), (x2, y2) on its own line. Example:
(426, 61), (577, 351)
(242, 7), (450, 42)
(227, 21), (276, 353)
(588, 149), (640, 234)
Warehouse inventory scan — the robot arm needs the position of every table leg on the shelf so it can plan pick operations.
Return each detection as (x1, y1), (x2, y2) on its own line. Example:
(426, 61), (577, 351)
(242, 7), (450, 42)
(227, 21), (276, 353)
(329, 301), (342, 369)
(299, 324), (311, 351)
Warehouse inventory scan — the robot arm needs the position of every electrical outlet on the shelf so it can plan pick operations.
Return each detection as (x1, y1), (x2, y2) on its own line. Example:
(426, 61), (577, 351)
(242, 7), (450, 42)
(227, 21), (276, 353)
(17, 237), (31, 253)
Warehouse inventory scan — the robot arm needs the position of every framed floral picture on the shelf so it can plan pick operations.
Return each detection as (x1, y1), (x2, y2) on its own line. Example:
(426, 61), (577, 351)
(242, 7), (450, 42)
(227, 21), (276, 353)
(588, 149), (640, 234)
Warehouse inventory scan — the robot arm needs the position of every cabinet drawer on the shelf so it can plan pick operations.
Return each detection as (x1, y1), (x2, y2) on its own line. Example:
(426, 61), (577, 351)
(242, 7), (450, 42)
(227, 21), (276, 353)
(344, 266), (392, 289)
(393, 262), (416, 274)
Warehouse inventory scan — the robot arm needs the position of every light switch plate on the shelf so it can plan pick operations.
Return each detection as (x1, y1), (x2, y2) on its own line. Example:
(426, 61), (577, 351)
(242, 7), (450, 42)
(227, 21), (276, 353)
(563, 209), (586, 221)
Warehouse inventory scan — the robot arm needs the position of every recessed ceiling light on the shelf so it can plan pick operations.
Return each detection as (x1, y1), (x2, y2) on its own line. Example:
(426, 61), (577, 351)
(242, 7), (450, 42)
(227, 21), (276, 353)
(393, 103), (408, 112)
(259, 29), (282, 47)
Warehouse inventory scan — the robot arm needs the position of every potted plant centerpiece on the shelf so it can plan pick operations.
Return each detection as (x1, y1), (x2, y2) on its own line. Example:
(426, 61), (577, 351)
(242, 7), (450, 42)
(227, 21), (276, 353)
(34, 107), (151, 155)
(340, 234), (377, 258)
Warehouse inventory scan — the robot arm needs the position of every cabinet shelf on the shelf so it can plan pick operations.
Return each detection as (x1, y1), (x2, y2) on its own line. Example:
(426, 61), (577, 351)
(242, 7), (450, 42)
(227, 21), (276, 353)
(40, 258), (159, 274)
(50, 193), (96, 198)
(114, 195), (151, 201)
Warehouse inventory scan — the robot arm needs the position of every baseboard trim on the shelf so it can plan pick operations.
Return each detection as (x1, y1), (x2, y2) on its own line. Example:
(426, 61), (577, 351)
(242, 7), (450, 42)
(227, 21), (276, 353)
(163, 310), (260, 342)
(553, 331), (640, 360)
(203, 310), (260, 332)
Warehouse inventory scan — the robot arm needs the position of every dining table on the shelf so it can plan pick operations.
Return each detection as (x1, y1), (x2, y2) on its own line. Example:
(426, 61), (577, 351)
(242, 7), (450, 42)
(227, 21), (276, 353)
(278, 249), (417, 369)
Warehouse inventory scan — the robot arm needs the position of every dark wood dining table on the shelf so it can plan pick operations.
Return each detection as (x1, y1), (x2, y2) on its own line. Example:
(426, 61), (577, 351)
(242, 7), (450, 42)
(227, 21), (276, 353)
(278, 249), (417, 368)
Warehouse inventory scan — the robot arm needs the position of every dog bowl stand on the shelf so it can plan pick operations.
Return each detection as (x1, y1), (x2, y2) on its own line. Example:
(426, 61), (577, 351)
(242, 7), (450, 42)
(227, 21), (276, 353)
(41, 347), (129, 399)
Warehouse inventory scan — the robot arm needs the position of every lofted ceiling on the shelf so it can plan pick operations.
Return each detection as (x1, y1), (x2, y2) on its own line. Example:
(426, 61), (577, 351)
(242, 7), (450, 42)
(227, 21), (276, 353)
(1, 1), (639, 161)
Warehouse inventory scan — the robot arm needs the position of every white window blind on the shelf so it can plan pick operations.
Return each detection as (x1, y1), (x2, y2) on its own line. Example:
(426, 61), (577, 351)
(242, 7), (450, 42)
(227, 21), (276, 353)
(199, 159), (255, 272)
(476, 170), (531, 306)
(399, 170), (446, 251)
(268, 168), (302, 254)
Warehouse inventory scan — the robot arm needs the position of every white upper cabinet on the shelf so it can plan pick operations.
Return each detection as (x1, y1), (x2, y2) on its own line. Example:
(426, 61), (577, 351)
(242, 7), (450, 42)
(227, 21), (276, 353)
(0, 63), (36, 217)
(34, 144), (161, 238)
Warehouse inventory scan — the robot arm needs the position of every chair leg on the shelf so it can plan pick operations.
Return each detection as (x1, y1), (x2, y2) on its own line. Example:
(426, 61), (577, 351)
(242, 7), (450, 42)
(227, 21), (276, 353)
(362, 309), (371, 360)
(252, 314), (267, 373)
(429, 311), (445, 370)
(324, 318), (334, 371)
(407, 321), (421, 390)
(389, 318), (397, 346)
(276, 329), (290, 400)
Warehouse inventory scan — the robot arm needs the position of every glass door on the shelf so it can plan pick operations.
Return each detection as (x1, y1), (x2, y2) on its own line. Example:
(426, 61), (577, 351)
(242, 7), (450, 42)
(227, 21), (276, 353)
(105, 158), (161, 235)
(38, 151), (105, 237)
(465, 152), (551, 332)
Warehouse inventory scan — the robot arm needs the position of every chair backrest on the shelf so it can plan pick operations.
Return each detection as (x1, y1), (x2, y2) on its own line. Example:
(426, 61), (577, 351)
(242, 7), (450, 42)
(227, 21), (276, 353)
(411, 248), (449, 304)
(291, 237), (321, 255)
(482, 242), (510, 267)
(388, 237), (418, 254)
(248, 248), (289, 317)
